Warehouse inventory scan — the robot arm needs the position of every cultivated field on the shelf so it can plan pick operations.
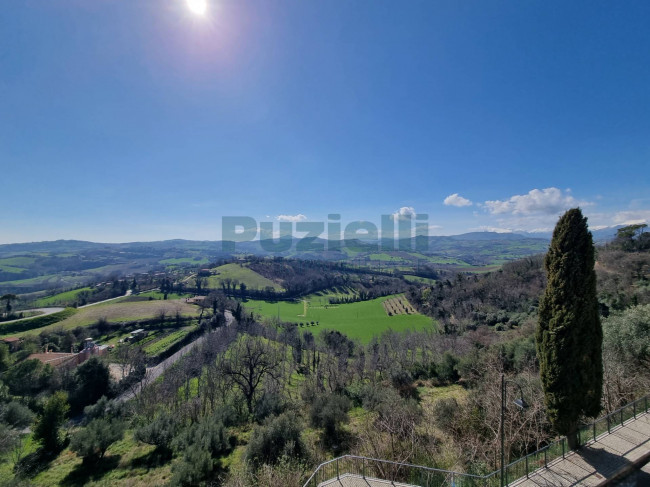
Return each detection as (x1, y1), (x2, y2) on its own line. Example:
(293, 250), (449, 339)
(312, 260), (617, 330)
(382, 295), (417, 315)
(206, 263), (283, 291)
(7, 299), (200, 337)
(245, 294), (433, 342)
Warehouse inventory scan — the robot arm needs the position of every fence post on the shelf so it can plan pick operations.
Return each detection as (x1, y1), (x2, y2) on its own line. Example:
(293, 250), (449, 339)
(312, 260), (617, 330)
(451, 471), (455, 487)
(336, 458), (339, 480)
(621, 409), (624, 426)
(607, 414), (611, 434)
(525, 455), (529, 478)
(646, 396), (648, 413)
(593, 422), (596, 441)
(578, 428), (581, 446)
(362, 458), (365, 479)
(544, 448), (548, 468)
(562, 438), (565, 459)
(633, 400), (637, 419)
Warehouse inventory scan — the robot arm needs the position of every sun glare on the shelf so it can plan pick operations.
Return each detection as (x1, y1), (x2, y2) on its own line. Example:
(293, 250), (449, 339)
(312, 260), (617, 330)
(187, 0), (207, 16)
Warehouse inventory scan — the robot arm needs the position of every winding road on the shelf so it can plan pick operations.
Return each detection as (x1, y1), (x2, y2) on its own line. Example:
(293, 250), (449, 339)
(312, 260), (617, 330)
(116, 309), (234, 402)
(0, 307), (65, 325)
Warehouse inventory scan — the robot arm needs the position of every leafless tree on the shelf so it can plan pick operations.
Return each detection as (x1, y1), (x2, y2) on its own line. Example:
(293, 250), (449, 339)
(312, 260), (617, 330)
(221, 334), (282, 415)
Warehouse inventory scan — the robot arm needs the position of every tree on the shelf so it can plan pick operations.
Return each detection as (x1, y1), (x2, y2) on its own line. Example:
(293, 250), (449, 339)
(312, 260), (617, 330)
(70, 357), (111, 413)
(1, 294), (17, 317)
(614, 223), (648, 251)
(537, 208), (603, 448)
(221, 335), (282, 415)
(34, 391), (69, 453)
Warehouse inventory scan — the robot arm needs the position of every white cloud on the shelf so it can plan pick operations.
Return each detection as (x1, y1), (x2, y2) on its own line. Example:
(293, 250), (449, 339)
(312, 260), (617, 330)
(613, 210), (650, 226)
(392, 206), (417, 221)
(475, 226), (513, 233)
(444, 193), (472, 207)
(484, 187), (589, 215)
(276, 214), (307, 222)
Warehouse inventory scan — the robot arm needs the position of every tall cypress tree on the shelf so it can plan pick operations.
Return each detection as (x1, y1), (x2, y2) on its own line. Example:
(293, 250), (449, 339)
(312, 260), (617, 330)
(537, 208), (602, 448)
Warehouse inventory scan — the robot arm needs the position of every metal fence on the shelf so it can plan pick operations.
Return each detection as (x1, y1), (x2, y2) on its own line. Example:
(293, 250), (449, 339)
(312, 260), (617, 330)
(485, 394), (650, 485)
(303, 394), (649, 487)
(302, 455), (486, 487)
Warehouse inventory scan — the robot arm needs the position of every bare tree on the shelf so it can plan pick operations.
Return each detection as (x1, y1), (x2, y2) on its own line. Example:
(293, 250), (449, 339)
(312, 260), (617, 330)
(221, 334), (282, 415)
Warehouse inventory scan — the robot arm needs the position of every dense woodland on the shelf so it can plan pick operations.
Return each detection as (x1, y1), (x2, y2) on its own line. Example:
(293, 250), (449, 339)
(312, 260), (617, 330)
(0, 226), (648, 486)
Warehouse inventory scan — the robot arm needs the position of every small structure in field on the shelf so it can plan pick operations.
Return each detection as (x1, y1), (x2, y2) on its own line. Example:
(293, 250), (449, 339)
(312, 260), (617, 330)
(27, 338), (109, 370)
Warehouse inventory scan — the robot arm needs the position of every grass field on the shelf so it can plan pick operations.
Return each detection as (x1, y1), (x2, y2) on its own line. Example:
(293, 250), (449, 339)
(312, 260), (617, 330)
(206, 263), (283, 291)
(245, 294), (434, 342)
(367, 253), (405, 262)
(32, 287), (94, 307)
(404, 275), (437, 284)
(26, 431), (172, 487)
(0, 308), (78, 337)
(6, 300), (200, 337)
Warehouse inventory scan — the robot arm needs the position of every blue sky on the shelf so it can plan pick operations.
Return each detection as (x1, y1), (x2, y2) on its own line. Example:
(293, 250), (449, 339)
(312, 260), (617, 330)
(1, 0), (649, 243)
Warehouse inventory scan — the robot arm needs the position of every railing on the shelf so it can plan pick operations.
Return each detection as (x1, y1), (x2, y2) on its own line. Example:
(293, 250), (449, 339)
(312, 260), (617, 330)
(302, 455), (486, 487)
(486, 394), (650, 485)
(304, 394), (649, 487)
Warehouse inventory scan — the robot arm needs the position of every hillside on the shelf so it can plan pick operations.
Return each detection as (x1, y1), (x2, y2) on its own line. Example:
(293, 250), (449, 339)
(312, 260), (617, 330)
(0, 233), (553, 295)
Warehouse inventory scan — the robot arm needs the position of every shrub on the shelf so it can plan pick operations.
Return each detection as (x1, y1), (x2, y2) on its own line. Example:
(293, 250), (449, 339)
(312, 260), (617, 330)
(1, 401), (35, 428)
(3, 360), (52, 396)
(70, 418), (125, 463)
(170, 415), (234, 486)
(135, 411), (181, 453)
(309, 393), (351, 449)
(83, 396), (127, 424)
(246, 412), (308, 468)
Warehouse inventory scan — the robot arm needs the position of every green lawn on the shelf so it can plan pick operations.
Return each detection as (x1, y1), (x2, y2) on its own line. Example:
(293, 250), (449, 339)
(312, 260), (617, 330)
(245, 294), (434, 342)
(206, 263), (283, 291)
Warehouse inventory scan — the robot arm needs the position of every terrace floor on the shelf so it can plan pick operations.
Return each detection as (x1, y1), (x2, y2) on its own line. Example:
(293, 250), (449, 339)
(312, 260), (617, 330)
(511, 413), (650, 487)
(319, 474), (417, 487)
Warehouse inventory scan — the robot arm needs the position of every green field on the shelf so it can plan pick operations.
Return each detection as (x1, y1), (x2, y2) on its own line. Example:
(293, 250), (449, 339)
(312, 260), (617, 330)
(32, 287), (94, 307)
(4, 300), (200, 337)
(245, 294), (434, 342)
(0, 256), (37, 268)
(206, 263), (283, 291)
(367, 253), (405, 262)
(143, 328), (193, 356)
(0, 308), (78, 337)
(404, 275), (437, 284)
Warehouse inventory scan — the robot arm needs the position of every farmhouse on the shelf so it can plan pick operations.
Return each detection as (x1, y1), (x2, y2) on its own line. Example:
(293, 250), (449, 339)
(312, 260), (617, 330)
(27, 338), (110, 370)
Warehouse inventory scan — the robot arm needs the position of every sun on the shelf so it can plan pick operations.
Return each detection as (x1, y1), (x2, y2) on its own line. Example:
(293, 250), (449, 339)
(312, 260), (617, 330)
(186, 0), (207, 16)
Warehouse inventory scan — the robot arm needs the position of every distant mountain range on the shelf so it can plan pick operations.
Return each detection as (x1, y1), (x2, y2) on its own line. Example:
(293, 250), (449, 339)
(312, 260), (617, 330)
(0, 229), (619, 295)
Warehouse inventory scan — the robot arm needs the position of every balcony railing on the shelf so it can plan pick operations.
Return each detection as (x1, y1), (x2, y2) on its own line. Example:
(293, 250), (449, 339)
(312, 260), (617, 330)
(303, 394), (649, 487)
